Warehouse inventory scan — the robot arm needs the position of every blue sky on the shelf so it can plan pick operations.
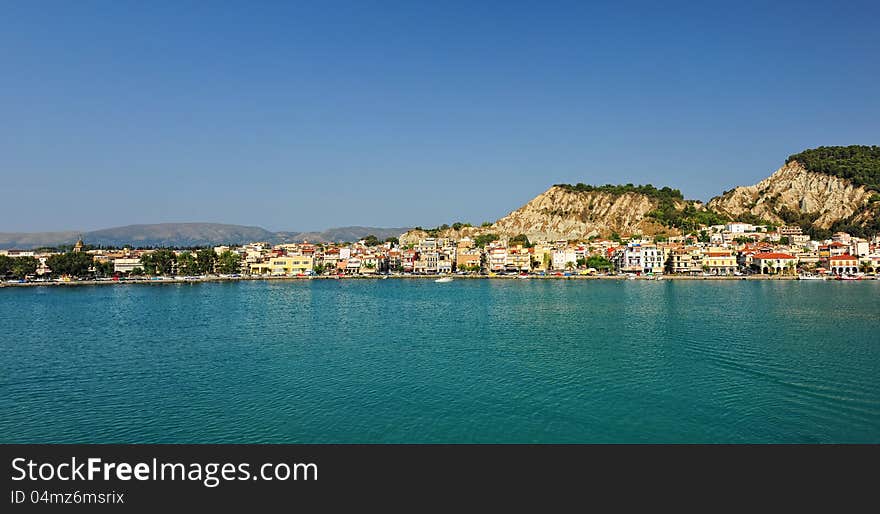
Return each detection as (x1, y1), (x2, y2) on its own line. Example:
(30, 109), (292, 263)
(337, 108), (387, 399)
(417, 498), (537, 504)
(2, 0), (878, 232)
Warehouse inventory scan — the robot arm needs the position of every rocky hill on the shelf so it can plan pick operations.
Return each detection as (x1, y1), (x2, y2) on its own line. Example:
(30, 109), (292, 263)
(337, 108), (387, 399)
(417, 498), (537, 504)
(401, 146), (879, 243)
(489, 185), (686, 241)
(708, 146), (880, 236)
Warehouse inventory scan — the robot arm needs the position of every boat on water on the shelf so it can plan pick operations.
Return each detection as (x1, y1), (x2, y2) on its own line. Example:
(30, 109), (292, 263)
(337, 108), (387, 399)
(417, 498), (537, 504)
(435, 277), (454, 283)
(836, 274), (861, 281)
(798, 274), (826, 280)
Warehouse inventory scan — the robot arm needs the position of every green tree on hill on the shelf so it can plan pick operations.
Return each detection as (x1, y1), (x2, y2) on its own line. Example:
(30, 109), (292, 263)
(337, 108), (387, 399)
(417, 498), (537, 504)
(509, 234), (531, 247)
(786, 145), (880, 191)
(474, 234), (498, 248)
(363, 234), (381, 246)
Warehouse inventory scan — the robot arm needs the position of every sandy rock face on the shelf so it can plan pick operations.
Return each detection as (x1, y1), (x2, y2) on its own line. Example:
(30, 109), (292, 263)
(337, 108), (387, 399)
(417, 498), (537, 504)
(708, 161), (873, 229)
(489, 186), (673, 241)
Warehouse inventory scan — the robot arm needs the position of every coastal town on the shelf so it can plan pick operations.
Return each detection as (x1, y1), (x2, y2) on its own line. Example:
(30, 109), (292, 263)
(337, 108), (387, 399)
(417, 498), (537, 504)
(1, 221), (879, 284)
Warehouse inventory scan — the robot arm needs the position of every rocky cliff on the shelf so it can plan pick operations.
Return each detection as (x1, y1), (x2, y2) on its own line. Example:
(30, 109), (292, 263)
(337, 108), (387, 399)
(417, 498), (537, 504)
(489, 185), (683, 241)
(707, 160), (874, 230)
(400, 146), (880, 244)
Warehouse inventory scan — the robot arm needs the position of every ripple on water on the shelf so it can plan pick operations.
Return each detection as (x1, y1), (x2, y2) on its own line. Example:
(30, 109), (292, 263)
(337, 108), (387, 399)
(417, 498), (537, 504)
(1, 280), (878, 443)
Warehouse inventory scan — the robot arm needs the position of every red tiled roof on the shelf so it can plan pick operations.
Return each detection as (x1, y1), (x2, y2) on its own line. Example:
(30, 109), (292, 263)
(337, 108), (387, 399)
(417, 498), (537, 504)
(753, 252), (796, 259)
(829, 254), (858, 261)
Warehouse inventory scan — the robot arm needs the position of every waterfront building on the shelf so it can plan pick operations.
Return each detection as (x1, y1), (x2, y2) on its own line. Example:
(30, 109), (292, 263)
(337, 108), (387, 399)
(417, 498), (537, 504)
(827, 254), (859, 275)
(505, 245), (531, 272)
(487, 246), (507, 272)
(752, 252), (798, 274)
(551, 248), (577, 271)
(113, 258), (142, 274)
(703, 249), (737, 275)
(455, 250), (481, 271)
(669, 247), (702, 275)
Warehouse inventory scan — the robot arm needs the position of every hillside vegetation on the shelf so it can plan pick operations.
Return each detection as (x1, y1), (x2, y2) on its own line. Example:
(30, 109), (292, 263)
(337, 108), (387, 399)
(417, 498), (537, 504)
(554, 183), (684, 201)
(786, 145), (880, 191)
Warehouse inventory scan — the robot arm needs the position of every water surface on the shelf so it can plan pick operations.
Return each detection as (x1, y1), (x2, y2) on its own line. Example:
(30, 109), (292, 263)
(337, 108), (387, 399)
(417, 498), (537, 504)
(1, 280), (878, 443)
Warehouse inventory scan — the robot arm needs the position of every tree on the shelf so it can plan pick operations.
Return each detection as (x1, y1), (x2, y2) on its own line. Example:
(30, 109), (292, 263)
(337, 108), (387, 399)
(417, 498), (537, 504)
(363, 235), (381, 246)
(364, 262), (376, 269)
(779, 236), (791, 245)
(8, 256), (38, 279)
(698, 231), (710, 243)
(585, 255), (613, 271)
(313, 262), (326, 275)
(480, 222), (492, 227)
(565, 261), (575, 270)
(94, 260), (115, 277)
(509, 234), (531, 248)
(576, 257), (586, 269)
(474, 234), (498, 248)
(216, 251), (241, 274)
(196, 249), (217, 274)
(177, 252), (199, 275)
(140, 249), (176, 275)
(384, 237), (399, 245)
(46, 252), (93, 278)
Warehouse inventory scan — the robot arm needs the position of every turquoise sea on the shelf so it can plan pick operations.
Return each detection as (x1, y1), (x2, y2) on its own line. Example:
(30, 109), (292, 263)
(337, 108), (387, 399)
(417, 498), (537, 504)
(1, 279), (878, 443)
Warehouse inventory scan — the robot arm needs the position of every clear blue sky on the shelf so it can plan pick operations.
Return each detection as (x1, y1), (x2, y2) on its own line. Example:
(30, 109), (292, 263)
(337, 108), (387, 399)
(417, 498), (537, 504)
(2, 0), (878, 232)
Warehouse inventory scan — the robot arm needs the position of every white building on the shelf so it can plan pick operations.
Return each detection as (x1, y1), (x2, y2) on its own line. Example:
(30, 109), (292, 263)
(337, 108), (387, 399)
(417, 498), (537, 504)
(114, 258), (142, 273)
(551, 249), (577, 270)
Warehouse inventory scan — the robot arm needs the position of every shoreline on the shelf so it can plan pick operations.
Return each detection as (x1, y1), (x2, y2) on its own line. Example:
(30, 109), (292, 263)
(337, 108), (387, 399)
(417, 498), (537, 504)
(2, 274), (870, 288)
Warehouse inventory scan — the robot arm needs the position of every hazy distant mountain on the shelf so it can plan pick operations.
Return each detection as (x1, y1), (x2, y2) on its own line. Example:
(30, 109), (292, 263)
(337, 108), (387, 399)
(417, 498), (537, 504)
(281, 226), (411, 243)
(0, 223), (411, 249)
(85, 223), (278, 248)
(0, 231), (81, 250)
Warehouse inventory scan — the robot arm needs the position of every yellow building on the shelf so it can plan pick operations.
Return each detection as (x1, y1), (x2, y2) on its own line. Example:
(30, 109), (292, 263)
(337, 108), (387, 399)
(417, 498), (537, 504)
(530, 244), (554, 272)
(703, 248), (738, 275)
(250, 256), (313, 275)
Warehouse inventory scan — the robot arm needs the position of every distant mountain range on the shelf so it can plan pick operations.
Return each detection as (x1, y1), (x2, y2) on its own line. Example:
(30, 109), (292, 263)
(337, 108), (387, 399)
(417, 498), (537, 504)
(0, 224), (411, 249)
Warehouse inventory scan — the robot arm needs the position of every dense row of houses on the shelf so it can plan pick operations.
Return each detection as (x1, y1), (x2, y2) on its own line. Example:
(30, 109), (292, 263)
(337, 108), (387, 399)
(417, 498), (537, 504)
(3, 223), (879, 278)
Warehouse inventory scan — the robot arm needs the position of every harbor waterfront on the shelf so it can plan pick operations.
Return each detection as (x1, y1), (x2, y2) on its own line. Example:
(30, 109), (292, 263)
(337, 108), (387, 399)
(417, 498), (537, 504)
(2, 279), (878, 443)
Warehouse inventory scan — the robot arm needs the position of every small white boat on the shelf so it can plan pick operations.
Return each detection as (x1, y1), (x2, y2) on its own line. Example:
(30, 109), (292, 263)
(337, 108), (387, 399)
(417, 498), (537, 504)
(434, 277), (454, 283)
(798, 274), (825, 281)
